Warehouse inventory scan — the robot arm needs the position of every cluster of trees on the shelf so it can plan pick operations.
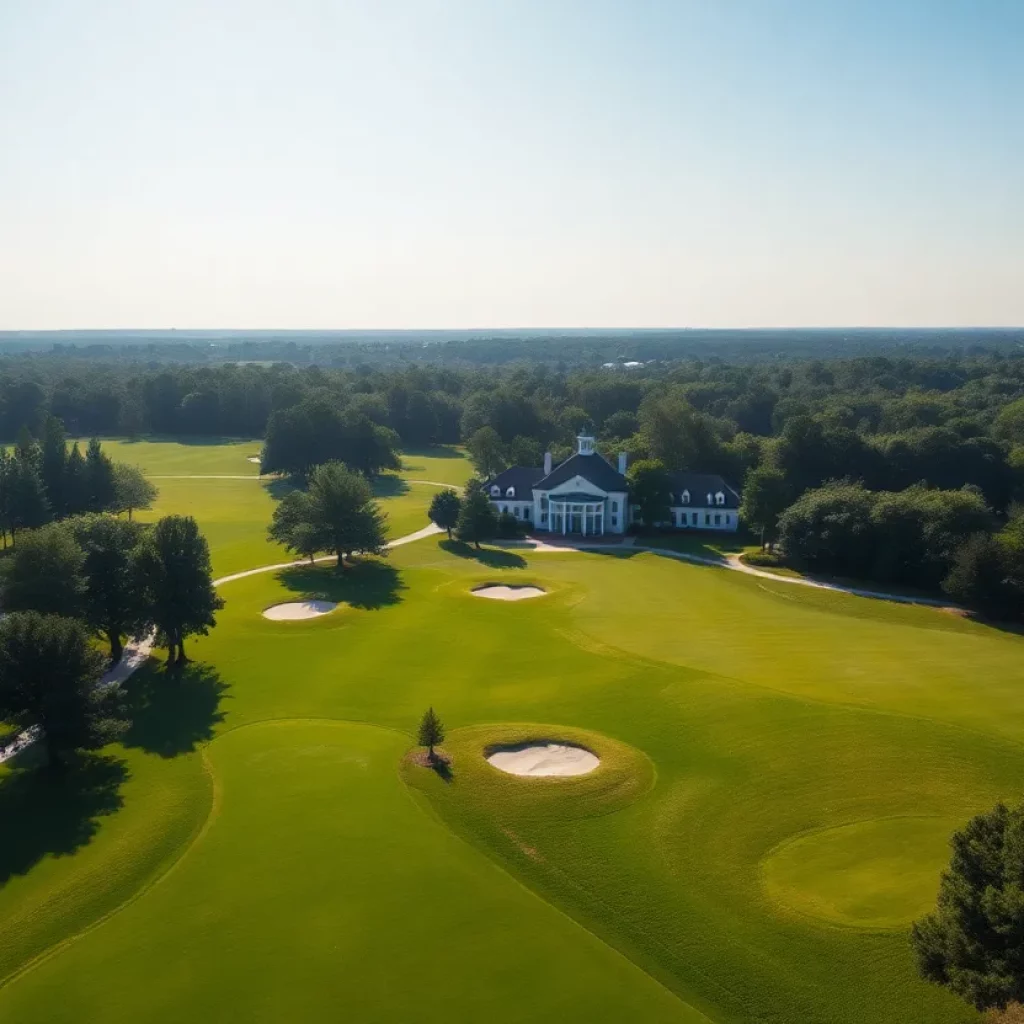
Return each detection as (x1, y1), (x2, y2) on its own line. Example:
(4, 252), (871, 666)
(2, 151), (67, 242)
(0, 513), (221, 767)
(0, 417), (156, 545)
(427, 486), (522, 548)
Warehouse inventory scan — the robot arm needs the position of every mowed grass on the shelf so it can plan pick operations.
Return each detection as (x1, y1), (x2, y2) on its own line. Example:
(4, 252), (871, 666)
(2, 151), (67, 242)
(1, 440), (1021, 1022)
(103, 439), (471, 576)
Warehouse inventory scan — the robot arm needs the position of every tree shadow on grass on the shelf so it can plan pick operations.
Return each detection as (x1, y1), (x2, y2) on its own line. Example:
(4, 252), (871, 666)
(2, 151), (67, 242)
(439, 539), (527, 569)
(401, 445), (463, 461)
(121, 661), (230, 758)
(0, 752), (128, 883)
(275, 559), (405, 610)
(373, 474), (410, 499)
(264, 476), (300, 501)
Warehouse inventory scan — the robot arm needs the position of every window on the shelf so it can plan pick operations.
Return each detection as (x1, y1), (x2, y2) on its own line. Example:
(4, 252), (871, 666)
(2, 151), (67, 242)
(723, 514), (731, 526)
(541, 512), (548, 523)
(705, 513), (711, 526)
(611, 500), (618, 513)
(681, 489), (690, 504)
(513, 507), (520, 518)
(715, 491), (725, 506)
(706, 493), (713, 506)
(714, 513), (721, 526)
(611, 516), (617, 527)
(524, 507), (531, 520)
(506, 486), (516, 498)
(490, 485), (500, 497)
(691, 512), (698, 526)
(540, 494), (549, 509)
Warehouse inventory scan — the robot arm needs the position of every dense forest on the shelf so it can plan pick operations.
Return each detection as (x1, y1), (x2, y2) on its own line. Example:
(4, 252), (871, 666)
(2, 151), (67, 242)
(2, 334), (1024, 618)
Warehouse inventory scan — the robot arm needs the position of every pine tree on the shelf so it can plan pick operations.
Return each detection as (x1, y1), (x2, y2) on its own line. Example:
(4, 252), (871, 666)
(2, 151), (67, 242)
(40, 416), (68, 518)
(455, 486), (498, 550)
(64, 443), (88, 517)
(417, 707), (445, 761)
(84, 438), (116, 512)
(7, 434), (50, 538)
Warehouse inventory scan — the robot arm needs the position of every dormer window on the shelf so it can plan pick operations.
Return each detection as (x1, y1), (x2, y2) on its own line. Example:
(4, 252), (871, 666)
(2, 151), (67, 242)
(707, 493), (713, 506)
(715, 491), (725, 506)
(490, 485), (500, 497)
(681, 489), (690, 505)
(506, 486), (516, 498)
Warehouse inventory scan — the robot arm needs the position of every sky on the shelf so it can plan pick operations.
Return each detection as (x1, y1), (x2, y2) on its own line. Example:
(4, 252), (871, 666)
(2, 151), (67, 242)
(0, 0), (1021, 330)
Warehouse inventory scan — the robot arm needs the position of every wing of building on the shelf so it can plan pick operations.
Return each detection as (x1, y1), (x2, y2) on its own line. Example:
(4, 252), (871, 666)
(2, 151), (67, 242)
(482, 434), (740, 536)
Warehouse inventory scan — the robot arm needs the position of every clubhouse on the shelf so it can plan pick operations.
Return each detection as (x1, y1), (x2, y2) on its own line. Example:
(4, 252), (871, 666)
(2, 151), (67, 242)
(482, 434), (740, 537)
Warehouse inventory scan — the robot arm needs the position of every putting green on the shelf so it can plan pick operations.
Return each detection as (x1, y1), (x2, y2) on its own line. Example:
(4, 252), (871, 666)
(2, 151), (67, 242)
(761, 816), (955, 929)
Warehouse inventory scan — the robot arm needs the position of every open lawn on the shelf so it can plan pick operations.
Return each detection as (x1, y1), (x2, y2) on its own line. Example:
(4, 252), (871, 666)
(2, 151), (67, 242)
(0, 439), (1020, 1023)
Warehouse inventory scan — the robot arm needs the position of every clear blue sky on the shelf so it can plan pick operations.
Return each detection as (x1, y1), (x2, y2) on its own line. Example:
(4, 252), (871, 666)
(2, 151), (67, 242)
(1, 0), (1021, 329)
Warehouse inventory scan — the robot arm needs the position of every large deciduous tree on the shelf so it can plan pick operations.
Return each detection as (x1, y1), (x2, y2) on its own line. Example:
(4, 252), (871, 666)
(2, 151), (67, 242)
(467, 426), (507, 479)
(134, 515), (223, 667)
(0, 612), (123, 768)
(0, 522), (86, 618)
(427, 489), (461, 540)
(71, 514), (148, 663)
(912, 800), (1024, 1014)
(740, 465), (792, 551)
(627, 459), (672, 529)
(268, 462), (388, 570)
(111, 463), (158, 520)
(455, 485), (498, 549)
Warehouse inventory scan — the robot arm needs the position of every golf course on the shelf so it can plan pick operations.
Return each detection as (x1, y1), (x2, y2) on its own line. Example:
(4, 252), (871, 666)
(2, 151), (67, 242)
(0, 438), (1020, 1024)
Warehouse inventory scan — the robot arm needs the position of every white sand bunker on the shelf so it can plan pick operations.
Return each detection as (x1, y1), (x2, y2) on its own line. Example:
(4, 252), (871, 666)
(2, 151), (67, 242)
(262, 600), (337, 620)
(472, 584), (546, 601)
(487, 742), (599, 777)
(247, 456), (261, 464)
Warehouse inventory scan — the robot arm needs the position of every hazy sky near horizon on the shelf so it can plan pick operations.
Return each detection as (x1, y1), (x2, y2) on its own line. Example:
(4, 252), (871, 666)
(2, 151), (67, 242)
(1, 0), (1021, 330)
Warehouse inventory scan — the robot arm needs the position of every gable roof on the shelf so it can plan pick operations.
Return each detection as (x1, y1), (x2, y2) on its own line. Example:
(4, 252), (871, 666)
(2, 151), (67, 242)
(482, 466), (545, 497)
(667, 472), (740, 509)
(536, 452), (627, 493)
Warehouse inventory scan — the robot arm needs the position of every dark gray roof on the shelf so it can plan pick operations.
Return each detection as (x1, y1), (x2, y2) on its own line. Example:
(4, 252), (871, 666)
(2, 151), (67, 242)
(667, 472), (740, 509)
(536, 452), (628, 493)
(483, 466), (545, 497)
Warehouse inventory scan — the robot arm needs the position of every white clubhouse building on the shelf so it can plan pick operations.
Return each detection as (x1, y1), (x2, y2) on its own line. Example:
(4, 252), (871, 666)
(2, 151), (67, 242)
(483, 434), (740, 537)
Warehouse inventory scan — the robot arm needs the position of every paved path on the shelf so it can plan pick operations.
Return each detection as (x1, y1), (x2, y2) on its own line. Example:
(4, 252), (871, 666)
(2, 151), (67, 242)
(0, 523), (443, 765)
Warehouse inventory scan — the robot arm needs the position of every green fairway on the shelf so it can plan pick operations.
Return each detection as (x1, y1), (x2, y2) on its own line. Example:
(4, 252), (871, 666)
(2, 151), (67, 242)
(1, 439), (1020, 1023)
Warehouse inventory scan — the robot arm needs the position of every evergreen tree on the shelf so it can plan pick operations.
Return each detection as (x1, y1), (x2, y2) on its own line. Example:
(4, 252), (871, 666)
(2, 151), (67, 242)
(84, 438), (116, 512)
(40, 415), (68, 517)
(913, 799), (1024, 1013)
(627, 459), (672, 529)
(0, 523), (86, 618)
(111, 463), (158, 520)
(7, 431), (50, 537)
(740, 466), (793, 550)
(427, 489), (461, 540)
(71, 515), (148, 663)
(0, 446), (10, 548)
(417, 706), (445, 760)
(455, 485), (498, 549)
(0, 612), (122, 768)
(64, 442), (88, 516)
(133, 515), (223, 666)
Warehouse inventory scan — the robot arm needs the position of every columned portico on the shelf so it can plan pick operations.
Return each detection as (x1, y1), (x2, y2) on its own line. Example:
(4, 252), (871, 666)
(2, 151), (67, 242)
(549, 497), (605, 537)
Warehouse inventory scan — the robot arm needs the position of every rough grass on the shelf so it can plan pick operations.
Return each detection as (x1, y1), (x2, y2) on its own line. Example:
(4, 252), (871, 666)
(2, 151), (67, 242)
(0, 442), (1018, 1023)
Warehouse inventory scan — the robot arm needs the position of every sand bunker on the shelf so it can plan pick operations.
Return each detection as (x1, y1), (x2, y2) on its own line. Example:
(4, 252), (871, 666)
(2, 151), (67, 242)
(472, 585), (545, 601)
(486, 742), (599, 777)
(262, 600), (337, 621)
(247, 456), (261, 464)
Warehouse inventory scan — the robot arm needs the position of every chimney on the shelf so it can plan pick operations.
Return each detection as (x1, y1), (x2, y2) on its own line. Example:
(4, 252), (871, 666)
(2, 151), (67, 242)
(543, 451), (552, 475)
(618, 451), (628, 475)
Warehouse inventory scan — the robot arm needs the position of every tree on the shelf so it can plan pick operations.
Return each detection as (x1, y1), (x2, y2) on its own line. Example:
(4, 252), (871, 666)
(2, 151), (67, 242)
(627, 459), (672, 529)
(427, 489), (461, 540)
(269, 462), (388, 571)
(417, 706), (445, 761)
(7, 437), (50, 537)
(943, 531), (1024, 621)
(467, 426), (507, 479)
(134, 515), (223, 666)
(40, 415), (68, 517)
(83, 438), (116, 512)
(0, 523), (86, 618)
(112, 463), (158, 520)
(0, 612), (122, 768)
(64, 442), (88, 517)
(455, 485), (498, 549)
(70, 515), (148, 663)
(776, 480), (876, 576)
(912, 800), (1024, 1013)
(740, 466), (792, 550)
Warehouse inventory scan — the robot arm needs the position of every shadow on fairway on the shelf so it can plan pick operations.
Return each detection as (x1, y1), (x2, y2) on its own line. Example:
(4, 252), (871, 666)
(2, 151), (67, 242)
(439, 539), (527, 569)
(276, 559), (405, 610)
(122, 662), (230, 758)
(401, 445), (463, 461)
(0, 753), (127, 883)
(264, 477), (300, 501)
(373, 474), (410, 498)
